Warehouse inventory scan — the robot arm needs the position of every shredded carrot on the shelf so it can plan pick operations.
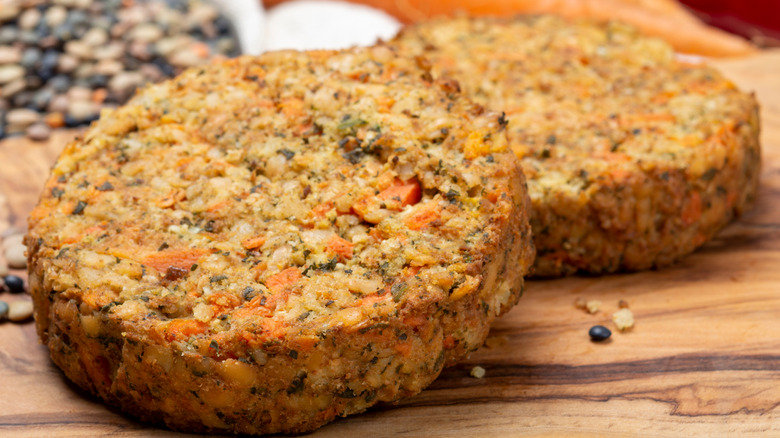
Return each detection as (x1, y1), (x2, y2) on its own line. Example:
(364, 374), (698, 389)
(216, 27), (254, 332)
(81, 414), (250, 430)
(279, 97), (305, 118)
(376, 94), (396, 112)
(621, 113), (676, 125)
(348, 292), (391, 308)
(405, 202), (442, 230)
(207, 292), (242, 315)
(403, 315), (428, 329)
(292, 335), (319, 352)
(326, 235), (354, 260)
(142, 248), (209, 272)
(311, 200), (334, 217)
(378, 178), (421, 208)
(232, 299), (273, 320)
(164, 319), (208, 342)
(351, 195), (375, 221)
(78, 349), (111, 389)
(682, 192), (702, 225)
(206, 199), (229, 213)
(394, 342), (412, 356)
(156, 189), (185, 209)
(443, 335), (457, 349)
(256, 99), (275, 109)
(242, 235), (267, 250)
(265, 267), (301, 293)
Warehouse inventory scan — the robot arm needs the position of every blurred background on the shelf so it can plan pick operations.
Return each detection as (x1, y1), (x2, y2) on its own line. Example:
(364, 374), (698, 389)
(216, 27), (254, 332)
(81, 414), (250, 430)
(0, 0), (775, 142)
(679, 0), (780, 46)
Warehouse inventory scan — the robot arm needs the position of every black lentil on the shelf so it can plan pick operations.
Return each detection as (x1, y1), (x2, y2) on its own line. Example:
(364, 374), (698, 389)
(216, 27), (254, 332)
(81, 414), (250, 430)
(5, 275), (25, 294)
(588, 325), (612, 342)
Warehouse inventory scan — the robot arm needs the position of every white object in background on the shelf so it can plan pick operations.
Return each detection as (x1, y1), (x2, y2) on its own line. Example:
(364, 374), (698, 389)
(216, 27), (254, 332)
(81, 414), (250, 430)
(265, 0), (402, 51)
(210, 0), (266, 54)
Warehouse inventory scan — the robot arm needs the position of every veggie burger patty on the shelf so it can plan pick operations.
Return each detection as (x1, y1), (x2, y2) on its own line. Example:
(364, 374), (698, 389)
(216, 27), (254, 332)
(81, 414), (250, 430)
(390, 15), (761, 276)
(26, 47), (535, 434)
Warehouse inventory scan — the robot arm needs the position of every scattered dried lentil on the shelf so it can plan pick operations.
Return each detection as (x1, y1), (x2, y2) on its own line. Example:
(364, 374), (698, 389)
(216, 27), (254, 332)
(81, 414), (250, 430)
(7, 300), (32, 322)
(5, 242), (26, 269)
(4, 274), (24, 294)
(0, 0), (240, 140)
(585, 300), (601, 314)
(612, 308), (635, 331)
(588, 325), (612, 341)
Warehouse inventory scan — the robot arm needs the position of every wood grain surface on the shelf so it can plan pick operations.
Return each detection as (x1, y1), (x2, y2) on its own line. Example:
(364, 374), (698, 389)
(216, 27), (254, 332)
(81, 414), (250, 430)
(1, 51), (779, 438)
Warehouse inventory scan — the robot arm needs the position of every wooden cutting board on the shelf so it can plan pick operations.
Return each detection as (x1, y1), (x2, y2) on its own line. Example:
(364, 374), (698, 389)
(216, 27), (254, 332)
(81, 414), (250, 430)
(1, 51), (779, 437)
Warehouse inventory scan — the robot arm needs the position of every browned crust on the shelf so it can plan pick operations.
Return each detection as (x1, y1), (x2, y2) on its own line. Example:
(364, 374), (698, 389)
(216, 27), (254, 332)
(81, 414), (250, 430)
(389, 15), (762, 276)
(26, 47), (534, 435)
(532, 103), (760, 275)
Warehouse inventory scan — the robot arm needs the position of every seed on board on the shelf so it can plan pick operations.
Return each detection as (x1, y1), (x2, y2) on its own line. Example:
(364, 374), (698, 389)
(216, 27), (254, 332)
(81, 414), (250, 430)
(585, 300), (601, 314)
(7, 300), (33, 322)
(5, 243), (26, 269)
(26, 122), (52, 142)
(4, 275), (24, 294)
(2, 233), (23, 249)
(588, 325), (612, 341)
(0, 300), (8, 321)
(470, 365), (486, 378)
(612, 308), (635, 331)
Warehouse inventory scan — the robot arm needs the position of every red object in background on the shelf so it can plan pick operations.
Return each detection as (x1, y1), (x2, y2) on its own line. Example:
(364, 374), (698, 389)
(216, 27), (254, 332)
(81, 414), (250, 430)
(680, 0), (780, 46)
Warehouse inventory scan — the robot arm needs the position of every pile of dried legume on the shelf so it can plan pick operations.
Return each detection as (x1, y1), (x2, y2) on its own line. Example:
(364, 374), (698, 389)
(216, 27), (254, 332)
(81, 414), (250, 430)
(0, 228), (31, 323)
(0, 0), (240, 141)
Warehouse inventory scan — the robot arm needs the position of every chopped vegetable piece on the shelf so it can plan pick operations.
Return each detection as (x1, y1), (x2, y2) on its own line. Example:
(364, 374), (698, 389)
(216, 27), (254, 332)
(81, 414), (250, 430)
(265, 267), (302, 293)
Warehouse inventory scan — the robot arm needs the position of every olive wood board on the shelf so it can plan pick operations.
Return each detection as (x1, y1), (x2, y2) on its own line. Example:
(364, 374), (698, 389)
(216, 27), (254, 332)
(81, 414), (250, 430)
(1, 50), (780, 438)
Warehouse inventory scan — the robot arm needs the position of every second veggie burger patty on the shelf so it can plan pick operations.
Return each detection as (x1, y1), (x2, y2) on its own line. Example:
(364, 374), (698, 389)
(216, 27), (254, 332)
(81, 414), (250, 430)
(26, 47), (534, 434)
(390, 15), (761, 276)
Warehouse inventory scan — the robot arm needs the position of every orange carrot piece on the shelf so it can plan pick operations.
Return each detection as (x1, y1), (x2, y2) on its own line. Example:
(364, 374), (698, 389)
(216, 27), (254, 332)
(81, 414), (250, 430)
(164, 319), (208, 342)
(232, 300), (273, 320)
(293, 335), (319, 352)
(206, 199), (229, 213)
(311, 200), (334, 217)
(405, 202), (441, 231)
(207, 292), (242, 315)
(78, 349), (111, 389)
(156, 189), (185, 209)
(142, 248), (209, 272)
(280, 97), (305, 118)
(326, 235), (354, 260)
(443, 335), (457, 349)
(265, 267), (301, 293)
(378, 179), (421, 208)
(403, 314), (428, 330)
(242, 235), (267, 250)
(348, 292), (391, 308)
(682, 192), (702, 225)
(351, 196), (375, 221)
(394, 342), (411, 356)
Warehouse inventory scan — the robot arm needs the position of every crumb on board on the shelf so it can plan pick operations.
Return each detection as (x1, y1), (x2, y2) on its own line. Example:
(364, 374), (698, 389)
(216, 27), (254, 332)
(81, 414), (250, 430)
(618, 299), (629, 309)
(612, 308), (635, 331)
(574, 297), (587, 309)
(470, 366), (486, 379)
(483, 335), (507, 349)
(585, 300), (601, 314)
